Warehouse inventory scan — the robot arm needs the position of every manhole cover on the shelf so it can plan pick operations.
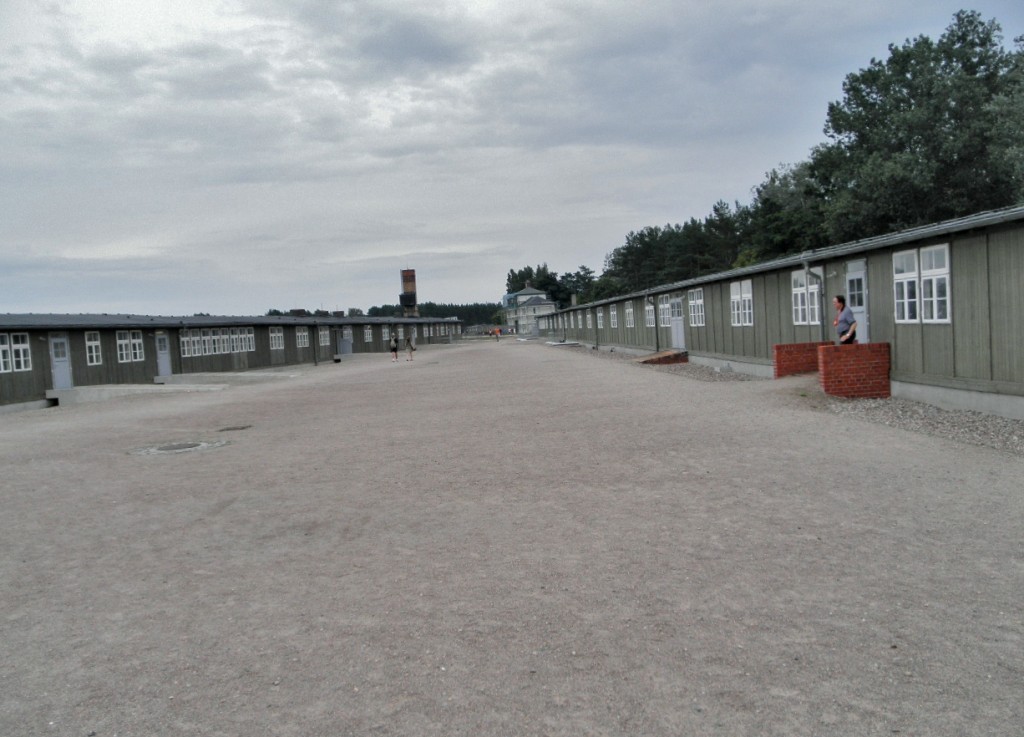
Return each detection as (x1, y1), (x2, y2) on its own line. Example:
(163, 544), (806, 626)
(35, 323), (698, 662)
(131, 440), (228, 456)
(159, 442), (202, 452)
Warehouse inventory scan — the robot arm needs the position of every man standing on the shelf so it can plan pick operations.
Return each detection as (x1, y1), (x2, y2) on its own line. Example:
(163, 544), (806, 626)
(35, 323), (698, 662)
(833, 295), (857, 344)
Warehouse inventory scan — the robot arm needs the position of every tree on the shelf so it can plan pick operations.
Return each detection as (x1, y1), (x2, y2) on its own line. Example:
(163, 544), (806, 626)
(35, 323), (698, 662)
(506, 263), (560, 296)
(812, 11), (1023, 242)
(738, 162), (830, 263)
(560, 265), (596, 304)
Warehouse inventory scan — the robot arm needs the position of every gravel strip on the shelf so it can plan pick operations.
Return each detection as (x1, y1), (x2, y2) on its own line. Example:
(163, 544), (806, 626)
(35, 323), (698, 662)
(823, 395), (1024, 456)
(570, 345), (1024, 456)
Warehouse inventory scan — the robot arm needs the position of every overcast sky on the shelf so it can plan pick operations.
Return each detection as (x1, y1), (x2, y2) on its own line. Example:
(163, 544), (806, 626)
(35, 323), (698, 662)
(2, 1), (1022, 316)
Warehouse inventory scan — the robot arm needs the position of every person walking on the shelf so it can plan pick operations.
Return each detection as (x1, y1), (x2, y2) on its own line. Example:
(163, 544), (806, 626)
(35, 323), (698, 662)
(833, 295), (857, 345)
(404, 332), (415, 361)
(389, 334), (398, 361)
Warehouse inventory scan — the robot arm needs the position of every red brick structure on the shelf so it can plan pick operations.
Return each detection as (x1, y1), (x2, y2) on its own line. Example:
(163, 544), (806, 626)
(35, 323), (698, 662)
(639, 350), (689, 365)
(773, 342), (832, 378)
(817, 343), (891, 399)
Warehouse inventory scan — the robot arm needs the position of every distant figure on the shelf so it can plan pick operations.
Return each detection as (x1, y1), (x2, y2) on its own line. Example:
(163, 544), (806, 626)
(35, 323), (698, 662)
(405, 333), (415, 361)
(833, 295), (857, 344)
(494, 328), (500, 342)
(389, 335), (398, 361)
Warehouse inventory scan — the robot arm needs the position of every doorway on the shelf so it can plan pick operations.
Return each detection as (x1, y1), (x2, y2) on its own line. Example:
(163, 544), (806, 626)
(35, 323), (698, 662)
(669, 298), (686, 351)
(156, 331), (172, 377)
(846, 260), (869, 343)
(48, 332), (73, 390)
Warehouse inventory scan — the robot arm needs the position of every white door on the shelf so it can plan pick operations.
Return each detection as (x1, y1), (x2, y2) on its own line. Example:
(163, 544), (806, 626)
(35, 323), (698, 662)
(846, 260), (869, 343)
(48, 332), (73, 390)
(669, 299), (686, 350)
(156, 331), (172, 377)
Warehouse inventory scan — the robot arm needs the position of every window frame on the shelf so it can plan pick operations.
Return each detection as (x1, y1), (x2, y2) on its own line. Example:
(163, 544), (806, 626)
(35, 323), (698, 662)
(269, 326), (285, 350)
(85, 331), (102, 366)
(730, 280), (753, 327)
(116, 331), (132, 363)
(2, 333), (33, 372)
(920, 244), (950, 323)
(688, 289), (705, 327)
(625, 301), (635, 328)
(791, 268), (822, 326)
(893, 249), (921, 324)
(610, 305), (618, 329)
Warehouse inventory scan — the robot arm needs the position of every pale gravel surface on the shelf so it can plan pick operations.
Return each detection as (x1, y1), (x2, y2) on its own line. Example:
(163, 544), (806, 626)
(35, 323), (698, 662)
(2, 340), (1022, 737)
(572, 344), (1024, 457)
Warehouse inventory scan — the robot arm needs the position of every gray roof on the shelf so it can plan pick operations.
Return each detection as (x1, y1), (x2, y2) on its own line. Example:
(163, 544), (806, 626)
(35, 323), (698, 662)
(0, 313), (460, 331)
(555, 203), (1024, 312)
(516, 295), (555, 307)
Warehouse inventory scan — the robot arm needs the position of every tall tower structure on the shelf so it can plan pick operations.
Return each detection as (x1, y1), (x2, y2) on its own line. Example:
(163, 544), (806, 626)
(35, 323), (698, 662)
(400, 269), (418, 317)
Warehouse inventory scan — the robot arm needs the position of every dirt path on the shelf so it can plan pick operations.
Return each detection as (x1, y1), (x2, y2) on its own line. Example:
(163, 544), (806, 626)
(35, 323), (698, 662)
(2, 340), (1021, 736)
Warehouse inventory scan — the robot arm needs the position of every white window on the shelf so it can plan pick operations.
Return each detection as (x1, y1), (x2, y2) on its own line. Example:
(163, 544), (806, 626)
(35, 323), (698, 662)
(410, 325), (418, 338)
(86, 332), (102, 365)
(586, 311), (593, 329)
(364, 325), (373, 343)
(610, 305), (618, 329)
(116, 331), (144, 362)
(11, 334), (31, 371)
(596, 309), (604, 329)
(130, 331), (144, 360)
(296, 327), (310, 348)
(688, 289), (705, 327)
(730, 280), (753, 326)
(201, 329), (214, 355)
(569, 313), (575, 329)
(244, 327), (255, 352)
(644, 301), (655, 327)
(625, 301), (635, 328)
(180, 330), (191, 357)
(894, 245), (950, 324)
(397, 326), (405, 341)
(319, 327), (330, 346)
(659, 295), (671, 326)
(382, 326), (390, 342)
(116, 331), (131, 362)
(920, 245), (950, 322)
(270, 326), (284, 350)
(1, 333), (32, 372)
(791, 269), (822, 326)
(893, 250), (919, 323)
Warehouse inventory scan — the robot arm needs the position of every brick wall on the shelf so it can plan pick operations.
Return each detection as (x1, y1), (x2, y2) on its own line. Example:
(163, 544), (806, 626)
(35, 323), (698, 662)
(818, 343), (891, 399)
(773, 342), (832, 378)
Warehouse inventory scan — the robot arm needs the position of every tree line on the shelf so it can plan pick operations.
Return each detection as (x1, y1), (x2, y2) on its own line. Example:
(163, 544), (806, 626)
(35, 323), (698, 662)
(507, 10), (1024, 305)
(366, 302), (500, 325)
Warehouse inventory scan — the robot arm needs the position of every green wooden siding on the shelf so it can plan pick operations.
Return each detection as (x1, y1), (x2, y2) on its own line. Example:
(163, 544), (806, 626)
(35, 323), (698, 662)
(988, 228), (1024, 384)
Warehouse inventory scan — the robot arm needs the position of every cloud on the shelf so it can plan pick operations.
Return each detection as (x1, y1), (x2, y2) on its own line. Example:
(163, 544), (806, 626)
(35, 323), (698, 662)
(2, 0), (1023, 314)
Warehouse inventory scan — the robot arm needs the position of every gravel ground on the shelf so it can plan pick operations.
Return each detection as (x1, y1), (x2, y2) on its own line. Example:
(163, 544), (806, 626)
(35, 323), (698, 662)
(2, 340), (1022, 737)
(571, 345), (1024, 457)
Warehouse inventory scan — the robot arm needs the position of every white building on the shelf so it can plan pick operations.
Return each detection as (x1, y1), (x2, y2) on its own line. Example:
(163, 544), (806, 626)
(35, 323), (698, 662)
(502, 285), (557, 336)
